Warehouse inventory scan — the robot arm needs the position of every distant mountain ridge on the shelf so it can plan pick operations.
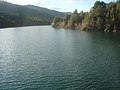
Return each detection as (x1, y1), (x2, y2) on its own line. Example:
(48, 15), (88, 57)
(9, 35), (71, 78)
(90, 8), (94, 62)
(0, 1), (65, 28)
(62, 12), (72, 14)
(25, 5), (64, 18)
(0, 1), (64, 19)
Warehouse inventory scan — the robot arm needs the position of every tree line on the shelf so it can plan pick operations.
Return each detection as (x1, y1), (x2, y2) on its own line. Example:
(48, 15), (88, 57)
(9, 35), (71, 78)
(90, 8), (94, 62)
(0, 11), (51, 28)
(51, 0), (120, 32)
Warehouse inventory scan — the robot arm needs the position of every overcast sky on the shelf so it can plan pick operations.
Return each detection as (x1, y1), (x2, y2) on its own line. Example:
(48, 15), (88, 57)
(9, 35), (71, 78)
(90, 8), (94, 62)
(4, 0), (117, 12)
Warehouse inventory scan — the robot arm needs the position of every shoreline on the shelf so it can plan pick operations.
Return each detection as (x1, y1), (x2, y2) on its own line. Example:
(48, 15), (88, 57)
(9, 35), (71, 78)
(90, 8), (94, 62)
(0, 24), (51, 29)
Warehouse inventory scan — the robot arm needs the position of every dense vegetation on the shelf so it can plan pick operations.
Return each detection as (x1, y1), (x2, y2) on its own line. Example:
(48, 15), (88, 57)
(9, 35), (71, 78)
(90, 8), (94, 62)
(52, 0), (120, 32)
(0, 1), (64, 28)
(0, 11), (51, 28)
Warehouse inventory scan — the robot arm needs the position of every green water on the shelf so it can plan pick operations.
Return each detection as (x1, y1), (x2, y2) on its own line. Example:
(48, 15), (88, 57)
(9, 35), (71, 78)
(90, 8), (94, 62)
(0, 26), (120, 90)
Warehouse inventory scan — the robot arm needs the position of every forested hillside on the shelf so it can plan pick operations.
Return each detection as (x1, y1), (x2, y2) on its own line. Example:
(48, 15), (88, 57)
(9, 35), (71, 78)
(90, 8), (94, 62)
(0, 1), (64, 28)
(52, 0), (120, 32)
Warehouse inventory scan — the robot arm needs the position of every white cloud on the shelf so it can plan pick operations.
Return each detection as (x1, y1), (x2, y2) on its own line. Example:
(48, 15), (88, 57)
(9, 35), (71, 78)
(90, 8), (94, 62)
(61, 0), (100, 3)
(33, 0), (47, 4)
(5, 0), (47, 5)
(50, 6), (61, 10)
(61, 0), (78, 3)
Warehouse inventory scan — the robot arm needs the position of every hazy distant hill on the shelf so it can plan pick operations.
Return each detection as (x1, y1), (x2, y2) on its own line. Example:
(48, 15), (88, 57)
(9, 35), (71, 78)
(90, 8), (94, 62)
(25, 5), (64, 19)
(62, 12), (72, 15)
(0, 1), (64, 28)
(0, 1), (64, 19)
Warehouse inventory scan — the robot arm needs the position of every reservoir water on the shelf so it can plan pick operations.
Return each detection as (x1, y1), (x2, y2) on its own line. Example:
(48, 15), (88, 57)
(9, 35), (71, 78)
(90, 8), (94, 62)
(0, 26), (120, 90)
